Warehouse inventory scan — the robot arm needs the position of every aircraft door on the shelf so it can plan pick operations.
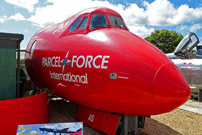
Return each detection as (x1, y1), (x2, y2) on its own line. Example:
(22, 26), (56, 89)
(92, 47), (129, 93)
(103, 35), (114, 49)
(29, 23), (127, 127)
(174, 32), (199, 59)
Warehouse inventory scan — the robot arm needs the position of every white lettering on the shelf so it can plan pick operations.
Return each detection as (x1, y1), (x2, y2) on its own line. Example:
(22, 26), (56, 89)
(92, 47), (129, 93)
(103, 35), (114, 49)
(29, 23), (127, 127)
(101, 56), (110, 69)
(52, 57), (55, 67)
(93, 55), (102, 69)
(54, 57), (58, 67)
(85, 55), (93, 68)
(42, 55), (110, 69)
(42, 58), (47, 67)
(76, 56), (85, 68)
(42, 56), (61, 67)
(72, 56), (77, 67)
(56, 57), (59, 67)
(88, 114), (94, 122)
(49, 71), (88, 84)
(48, 57), (52, 67)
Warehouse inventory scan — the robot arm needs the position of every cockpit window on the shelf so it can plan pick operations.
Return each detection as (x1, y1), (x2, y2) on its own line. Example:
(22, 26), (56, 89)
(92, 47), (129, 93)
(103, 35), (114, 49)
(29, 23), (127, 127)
(108, 15), (125, 28)
(90, 14), (108, 30)
(69, 16), (83, 31)
(64, 21), (69, 27)
(196, 49), (202, 55)
(78, 17), (88, 29)
(30, 40), (36, 57)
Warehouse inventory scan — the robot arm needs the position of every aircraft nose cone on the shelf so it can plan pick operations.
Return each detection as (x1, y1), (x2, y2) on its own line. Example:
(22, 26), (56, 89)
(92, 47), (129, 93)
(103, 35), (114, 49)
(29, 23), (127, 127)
(153, 63), (191, 114)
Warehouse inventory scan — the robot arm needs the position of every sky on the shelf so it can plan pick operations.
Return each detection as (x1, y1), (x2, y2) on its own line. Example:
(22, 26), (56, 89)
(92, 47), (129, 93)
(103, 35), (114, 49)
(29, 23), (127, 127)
(1, 0), (202, 49)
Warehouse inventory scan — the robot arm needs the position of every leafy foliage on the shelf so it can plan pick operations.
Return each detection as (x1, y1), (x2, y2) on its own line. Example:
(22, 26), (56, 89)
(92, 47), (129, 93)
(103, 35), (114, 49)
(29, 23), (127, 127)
(23, 90), (34, 97)
(144, 29), (183, 53)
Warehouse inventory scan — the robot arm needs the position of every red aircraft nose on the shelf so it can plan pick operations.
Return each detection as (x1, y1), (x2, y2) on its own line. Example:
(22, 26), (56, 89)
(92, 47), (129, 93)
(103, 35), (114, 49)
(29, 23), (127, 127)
(153, 63), (191, 114)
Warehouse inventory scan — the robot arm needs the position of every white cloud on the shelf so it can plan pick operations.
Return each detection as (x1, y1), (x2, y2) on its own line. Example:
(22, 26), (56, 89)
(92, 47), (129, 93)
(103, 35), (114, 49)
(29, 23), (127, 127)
(24, 29), (28, 33)
(28, 0), (116, 27)
(177, 25), (189, 31)
(177, 23), (202, 33)
(128, 25), (154, 38)
(0, 13), (26, 23)
(141, 0), (202, 26)
(172, 5), (202, 25)
(190, 23), (202, 32)
(9, 13), (26, 21)
(30, 131), (38, 133)
(143, 0), (176, 26)
(200, 37), (202, 42)
(0, 15), (7, 23)
(26, 0), (202, 38)
(5, 0), (38, 12)
(121, 3), (148, 26)
(126, 0), (202, 28)
(28, 0), (154, 37)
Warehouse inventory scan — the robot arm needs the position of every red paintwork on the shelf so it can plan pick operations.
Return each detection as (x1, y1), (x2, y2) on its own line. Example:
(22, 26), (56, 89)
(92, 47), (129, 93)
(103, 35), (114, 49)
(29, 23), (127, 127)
(76, 106), (121, 135)
(25, 7), (190, 116)
(0, 91), (49, 135)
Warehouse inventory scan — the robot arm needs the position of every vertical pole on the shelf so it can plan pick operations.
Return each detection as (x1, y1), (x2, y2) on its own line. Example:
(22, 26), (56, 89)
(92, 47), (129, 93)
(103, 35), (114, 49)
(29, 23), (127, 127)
(198, 89), (202, 102)
(122, 115), (139, 135)
(123, 115), (128, 135)
(134, 116), (138, 135)
(16, 40), (20, 98)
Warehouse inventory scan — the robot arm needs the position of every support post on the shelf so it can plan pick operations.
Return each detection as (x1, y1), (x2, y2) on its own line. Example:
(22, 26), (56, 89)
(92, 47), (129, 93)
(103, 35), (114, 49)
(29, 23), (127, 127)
(134, 116), (138, 135)
(122, 115), (139, 135)
(16, 40), (21, 98)
(198, 89), (202, 102)
(123, 115), (128, 135)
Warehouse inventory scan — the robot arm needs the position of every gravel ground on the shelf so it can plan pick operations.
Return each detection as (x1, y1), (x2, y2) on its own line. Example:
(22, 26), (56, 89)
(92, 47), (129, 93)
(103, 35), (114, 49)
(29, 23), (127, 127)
(49, 100), (202, 135)
(144, 109), (202, 135)
(184, 100), (202, 108)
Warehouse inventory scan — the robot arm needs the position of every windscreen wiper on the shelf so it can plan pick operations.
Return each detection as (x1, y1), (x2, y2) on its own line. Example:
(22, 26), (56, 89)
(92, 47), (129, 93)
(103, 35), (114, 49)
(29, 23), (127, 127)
(115, 19), (122, 28)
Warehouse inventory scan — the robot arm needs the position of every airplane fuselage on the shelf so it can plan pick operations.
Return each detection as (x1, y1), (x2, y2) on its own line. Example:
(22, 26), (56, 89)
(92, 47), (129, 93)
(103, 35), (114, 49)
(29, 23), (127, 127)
(172, 59), (202, 91)
(25, 7), (190, 116)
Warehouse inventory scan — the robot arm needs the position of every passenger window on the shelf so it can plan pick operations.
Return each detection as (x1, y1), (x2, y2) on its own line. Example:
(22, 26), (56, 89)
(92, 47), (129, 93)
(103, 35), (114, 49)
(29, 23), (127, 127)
(69, 17), (83, 31)
(90, 14), (108, 30)
(78, 17), (88, 29)
(65, 21), (69, 27)
(30, 40), (36, 57)
(108, 15), (125, 28)
(52, 28), (58, 34)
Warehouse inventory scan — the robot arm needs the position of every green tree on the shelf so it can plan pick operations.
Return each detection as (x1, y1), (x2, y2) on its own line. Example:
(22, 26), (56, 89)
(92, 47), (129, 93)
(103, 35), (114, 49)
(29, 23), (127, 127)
(144, 29), (183, 53)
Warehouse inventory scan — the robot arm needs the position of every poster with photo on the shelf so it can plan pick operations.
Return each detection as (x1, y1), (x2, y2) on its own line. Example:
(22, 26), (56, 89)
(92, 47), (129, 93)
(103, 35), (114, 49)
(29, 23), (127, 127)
(16, 122), (83, 135)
